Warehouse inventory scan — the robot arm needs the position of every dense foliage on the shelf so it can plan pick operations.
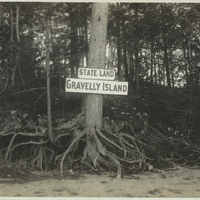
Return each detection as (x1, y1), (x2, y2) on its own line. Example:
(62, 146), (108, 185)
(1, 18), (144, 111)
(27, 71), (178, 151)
(1, 3), (200, 102)
(1, 3), (200, 175)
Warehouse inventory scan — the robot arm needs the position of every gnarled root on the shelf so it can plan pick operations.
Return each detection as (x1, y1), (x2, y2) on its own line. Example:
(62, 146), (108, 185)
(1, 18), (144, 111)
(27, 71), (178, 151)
(56, 119), (147, 178)
(56, 130), (86, 176)
(56, 112), (85, 131)
(31, 137), (50, 171)
(93, 131), (122, 178)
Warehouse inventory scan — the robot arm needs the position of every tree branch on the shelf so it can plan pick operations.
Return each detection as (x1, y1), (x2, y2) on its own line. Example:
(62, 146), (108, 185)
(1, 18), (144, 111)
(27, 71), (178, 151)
(14, 87), (46, 95)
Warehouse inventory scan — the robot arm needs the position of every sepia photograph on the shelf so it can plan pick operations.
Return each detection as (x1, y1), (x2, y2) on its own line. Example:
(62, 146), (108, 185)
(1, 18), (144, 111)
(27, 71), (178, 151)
(0, 1), (200, 198)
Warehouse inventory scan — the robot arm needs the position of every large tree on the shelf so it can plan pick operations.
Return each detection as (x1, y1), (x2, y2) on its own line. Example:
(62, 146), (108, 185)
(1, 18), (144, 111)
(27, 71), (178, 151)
(57, 3), (147, 179)
(57, 3), (122, 176)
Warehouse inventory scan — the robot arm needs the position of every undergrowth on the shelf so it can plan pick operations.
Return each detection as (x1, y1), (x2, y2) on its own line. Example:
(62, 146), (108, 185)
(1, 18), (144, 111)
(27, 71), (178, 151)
(1, 85), (200, 178)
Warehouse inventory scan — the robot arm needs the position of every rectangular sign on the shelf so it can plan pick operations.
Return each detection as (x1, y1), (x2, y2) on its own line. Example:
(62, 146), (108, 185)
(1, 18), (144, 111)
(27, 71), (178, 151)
(66, 78), (128, 95)
(78, 68), (115, 80)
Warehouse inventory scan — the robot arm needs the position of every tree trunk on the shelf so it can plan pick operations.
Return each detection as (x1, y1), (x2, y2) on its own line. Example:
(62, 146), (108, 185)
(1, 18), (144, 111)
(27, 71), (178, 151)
(124, 42), (128, 81)
(162, 58), (165, 86)
(116, 3), (123, 81)
(157, 54), (162, 85)
(10, 7), (13, 42)
(154, 52), (157, 85)
(163, 37), (170, 87)
(107, 43), (112, 69)
(84, 4), (89, 66)
(85, 3), (108, 128)
(122, 15), (128, 81)
(15, 4), (25, 89)
(184, 47), (189, 86)
(46, 17), (54, 143)
(84, 2), (108, 164)
(59, 3), (122, 178)
(69, 4), (78, 77)
(150, 41), (154, 84)
(117, 22), (122, 80)
(16, 5), (20, 42)
(187, 42), (193, 87)
(135, 50), (140, 90)
(135, 5), (140, 90)
(161, 4), (170, 87)
(170, 50), (174, 88)
(10, 7), (15, 88)
(131, 53), (134, 84)
(117, 42), (122, 81)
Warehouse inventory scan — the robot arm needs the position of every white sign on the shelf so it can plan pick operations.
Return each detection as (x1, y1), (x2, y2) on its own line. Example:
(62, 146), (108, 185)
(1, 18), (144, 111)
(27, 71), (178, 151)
(66, 78), (128, 95)
(78, 68), (115, 80)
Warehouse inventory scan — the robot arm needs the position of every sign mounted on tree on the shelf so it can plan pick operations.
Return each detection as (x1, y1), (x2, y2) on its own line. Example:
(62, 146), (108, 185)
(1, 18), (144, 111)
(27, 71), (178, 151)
(66, 78), (128, 95)
(78, 68), (115, 80)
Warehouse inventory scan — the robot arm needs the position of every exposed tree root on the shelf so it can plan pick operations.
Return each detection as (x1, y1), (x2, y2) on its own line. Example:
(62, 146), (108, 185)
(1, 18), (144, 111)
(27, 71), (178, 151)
(54, 133), (71, 143)
(55, 112), (85, 131)
(2, 111), (186, 177)
(0, 131), (48, 137)
(93, 129), (122, 178)
(55, 130), (86, 175)
(5, 133), (17, 160)
(31, 138), (45, 171)
(55, 119), (148, 178)
(1, 132), (51, 171)
(4, 131), (47, 161)
(96, 129), (123, 151)
(10, 140), (48, 161)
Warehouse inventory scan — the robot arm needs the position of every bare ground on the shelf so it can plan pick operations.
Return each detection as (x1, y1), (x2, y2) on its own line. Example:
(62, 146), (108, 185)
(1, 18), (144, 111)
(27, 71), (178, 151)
(0, 167), (200, 197)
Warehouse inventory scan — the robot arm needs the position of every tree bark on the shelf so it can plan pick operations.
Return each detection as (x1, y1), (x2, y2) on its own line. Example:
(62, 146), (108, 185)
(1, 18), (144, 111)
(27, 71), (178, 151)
(184, 47), (189, 86)
(163, 37), (171, 87)
(170, 49), (174, 88)
(130, 52), (134, 84)
(15, 4), (25, 89)
(154, 55), (157, 85)
(10, 7), (13, 42)
(124, 43), (128, 81)
(84, 4), (89, 66)
(84, 2), (108, 162)
(116, 3), (122, 81)
(135, 49), (140, 90)
(135, 5), (140, 90)
(150, 41), (154, 84)
(161, 4), (170, 87)
(157, 54), (162, 85)
(69, 4), (78, 77)
(46, 17), (54, 143)
(16, 5), (20, 42)
(10, 6), (15, 88)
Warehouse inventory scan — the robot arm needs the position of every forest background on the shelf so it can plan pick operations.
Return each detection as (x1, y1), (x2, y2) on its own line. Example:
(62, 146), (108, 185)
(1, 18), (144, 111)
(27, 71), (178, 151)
(0, 2), (200, 177)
